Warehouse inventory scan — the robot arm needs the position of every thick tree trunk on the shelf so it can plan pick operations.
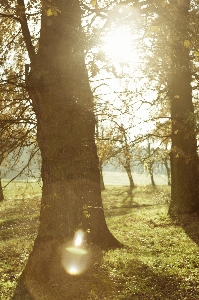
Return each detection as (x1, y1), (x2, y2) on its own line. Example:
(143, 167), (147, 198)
(169, 1), (199, 215)
(13, 1), (121, 299)
(29, 1), (121, 242)
(28, 0), (120, 247)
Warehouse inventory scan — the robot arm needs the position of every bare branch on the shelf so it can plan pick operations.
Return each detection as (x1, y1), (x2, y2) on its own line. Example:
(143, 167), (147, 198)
(16, 0), (36, 62)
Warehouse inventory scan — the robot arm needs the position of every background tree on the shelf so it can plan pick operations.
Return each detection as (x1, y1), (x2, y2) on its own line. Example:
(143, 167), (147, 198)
(168, 0), (199, 215)
(96, 127), (120, 190)
(0, 10), (38, 200)
(90, 0), (199, 213)
(128, 0), (199, 214)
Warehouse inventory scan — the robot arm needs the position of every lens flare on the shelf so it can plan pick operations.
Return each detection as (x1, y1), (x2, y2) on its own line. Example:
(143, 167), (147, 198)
(66, 247), (87, 255)
(74, 230), (84, 246)
(62, 230), (89, 275)
(67, 265), (79, 275)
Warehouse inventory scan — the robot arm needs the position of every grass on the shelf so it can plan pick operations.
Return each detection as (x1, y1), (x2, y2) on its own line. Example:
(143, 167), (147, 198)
(1, 184), (199, 299)
(2, 179), (42, 200)
(103, 186), (199, 299)
(0, 180), (41, 299)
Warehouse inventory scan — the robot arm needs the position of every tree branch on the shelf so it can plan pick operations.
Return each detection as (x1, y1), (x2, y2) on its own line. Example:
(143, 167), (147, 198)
(16, 0), (36, 63)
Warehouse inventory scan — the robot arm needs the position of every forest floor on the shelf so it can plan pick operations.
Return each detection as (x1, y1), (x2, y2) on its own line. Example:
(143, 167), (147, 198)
(1, 182), (199, 299)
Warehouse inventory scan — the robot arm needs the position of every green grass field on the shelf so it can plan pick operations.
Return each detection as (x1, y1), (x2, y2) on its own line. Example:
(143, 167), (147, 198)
(1, 181), (199, 299)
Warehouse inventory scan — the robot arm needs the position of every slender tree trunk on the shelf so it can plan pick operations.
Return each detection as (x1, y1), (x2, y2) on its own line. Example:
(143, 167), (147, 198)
(121, 127), (134, 190)
(148, 166), (155, 187)
(0, 160), (4, 201)
(164, 160), (171, 186)
(13, 1), (121, 299)
(146, 144), (155, 186)
(169, 0), (199, 215)
(99, 164), (105, 191)
(125, 166), (135, 190)
(0, 177), (4, 202)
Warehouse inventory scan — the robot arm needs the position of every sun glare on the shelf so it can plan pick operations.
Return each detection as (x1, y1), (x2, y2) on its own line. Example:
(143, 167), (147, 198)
(102, 27), (138, 63)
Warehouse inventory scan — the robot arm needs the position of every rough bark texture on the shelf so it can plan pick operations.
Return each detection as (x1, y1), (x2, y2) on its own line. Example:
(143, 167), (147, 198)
(169, 0), (199, 215)
(13, 1), (121, 298)
(28, 0), (120, 246)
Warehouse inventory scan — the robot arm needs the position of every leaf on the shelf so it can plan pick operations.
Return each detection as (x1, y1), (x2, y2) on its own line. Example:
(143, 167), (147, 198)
(184, 40), (191, 48)
(160, 0), (166, 7)
(91, 0), (96, 8)
(46, 6), (61, 17)
(194, 50), (199, 57)
(149, 26), (160, 33)
(47, 8), (53, 17)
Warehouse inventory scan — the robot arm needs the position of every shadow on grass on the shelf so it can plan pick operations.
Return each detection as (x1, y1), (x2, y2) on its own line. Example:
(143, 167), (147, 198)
(12, 246), (113, 300)
(104, 204), (152, 218)
(103, 186), (154, 218)
(115, 257), (199, 300)
(12, 256), (199, 300)
(0, 216), (39, 241)
(176, 212), (199, 246)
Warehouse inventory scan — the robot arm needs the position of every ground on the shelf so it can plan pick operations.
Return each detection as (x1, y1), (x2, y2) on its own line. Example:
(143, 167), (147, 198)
(1, 176), (199, 299)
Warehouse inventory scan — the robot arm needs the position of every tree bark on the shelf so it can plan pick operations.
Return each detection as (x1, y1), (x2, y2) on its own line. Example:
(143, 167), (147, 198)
(28, 0), (120, 247)
(13, 1), (121, 298)
(149, 166), (155, 187)
(0, 177), (4, 202)
(164, 160), (171, 186)
(125, 166), (135, 190)
(169, 0), (199, 215)
(122, 130), (135, 190)
(146, 144), (155, 187)
(99, 164), (105, 191)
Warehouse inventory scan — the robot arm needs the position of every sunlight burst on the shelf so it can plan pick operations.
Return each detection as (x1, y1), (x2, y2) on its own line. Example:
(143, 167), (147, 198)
(102, 27), (138, 62)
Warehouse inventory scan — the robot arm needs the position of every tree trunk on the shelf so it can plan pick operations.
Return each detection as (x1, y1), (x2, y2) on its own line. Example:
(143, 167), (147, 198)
(125, 166), (135, 190)
(164, 160), (171, 186)
(0, 177), (4, 202)
(13, 1), (121, 298)
(99, 164), (105, 191)
(149, 166), (155, 187)
(146, 144), (155, 187)
(0, 161), (4, 201)
(169, 0), (199, 215)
